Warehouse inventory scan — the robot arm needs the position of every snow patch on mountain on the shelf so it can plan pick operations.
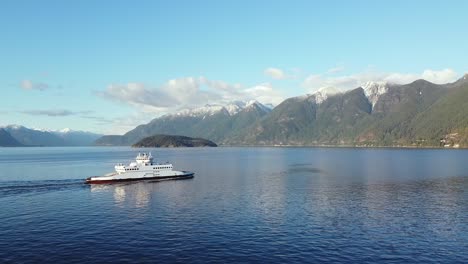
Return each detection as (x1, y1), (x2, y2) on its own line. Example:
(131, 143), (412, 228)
(31, 127), (80, 134)
(3, 124), (25, 130)
(224, 101), (247, 115)
(362, 81), (389, 107)
(245, 100), (271, 113)
(3, 124), (99, 135)
(176, 104), (227, 117)
(59, 128), (73, 133)
(312, 87), (340, 104)
(173, 101), (272, 117)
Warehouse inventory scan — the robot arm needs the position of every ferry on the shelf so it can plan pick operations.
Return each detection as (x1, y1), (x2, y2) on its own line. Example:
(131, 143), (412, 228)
(86, 153), (194, 184)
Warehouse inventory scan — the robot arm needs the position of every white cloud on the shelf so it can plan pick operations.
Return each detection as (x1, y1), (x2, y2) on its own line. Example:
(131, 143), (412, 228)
(264, 67), (287, 80)
(421, 69), (458, 84)
(327, 66), (345, 74)
(243, 83), (285, 106)
(302, 68), (459, 93)
(20, 109), (92, 117)
(99, 77), (285, 115)
(20, 79), (49, 91)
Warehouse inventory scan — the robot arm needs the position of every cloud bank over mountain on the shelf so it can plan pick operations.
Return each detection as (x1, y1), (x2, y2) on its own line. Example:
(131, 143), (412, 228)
(99, 76), (285, 115)
(92, 68), (464, 134)
(302, 68), (458, 93)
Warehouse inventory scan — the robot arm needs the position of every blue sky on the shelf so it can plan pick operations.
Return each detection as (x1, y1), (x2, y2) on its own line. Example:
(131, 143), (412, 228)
(1, 0), (467, 134)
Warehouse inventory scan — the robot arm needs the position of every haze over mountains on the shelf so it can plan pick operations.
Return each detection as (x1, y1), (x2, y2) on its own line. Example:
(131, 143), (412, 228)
(0, 125), (102, 147)
(96, 75), (468, 148)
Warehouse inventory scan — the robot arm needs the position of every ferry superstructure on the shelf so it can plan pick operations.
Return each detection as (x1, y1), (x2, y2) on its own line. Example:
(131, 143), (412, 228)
(86, 153), (193, 184)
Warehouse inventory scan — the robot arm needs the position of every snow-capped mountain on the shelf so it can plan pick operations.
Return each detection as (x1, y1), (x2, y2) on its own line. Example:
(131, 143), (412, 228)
(362, 81), (389, 107)
(224, 101), (248, 115)
(174, 104), (227, 117)
(1, 125), (103, 146)
(30, 127), (74, 133)
(96, 75), (468, 147)
(245, 100), (271, 113)
(305, 82), (389, 107)
(96, 100), (273, 146)
(58, 128), (73, 133)
(172, 100), (272, 118)
(4, 124), (25, 130)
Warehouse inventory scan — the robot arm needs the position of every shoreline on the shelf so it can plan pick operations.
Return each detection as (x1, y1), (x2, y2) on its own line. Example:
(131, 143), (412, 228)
(2, 144), (467, 150)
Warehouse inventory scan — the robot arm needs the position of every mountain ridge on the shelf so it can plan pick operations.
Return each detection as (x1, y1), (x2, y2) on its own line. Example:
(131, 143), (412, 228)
(1, 125), (103, 146)
(95, 76), (468, 148)
(0, 128), (23, 147)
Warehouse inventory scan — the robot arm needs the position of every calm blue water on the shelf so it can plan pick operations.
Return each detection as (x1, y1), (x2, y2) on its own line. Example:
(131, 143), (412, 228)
(0, 147), (467, 263)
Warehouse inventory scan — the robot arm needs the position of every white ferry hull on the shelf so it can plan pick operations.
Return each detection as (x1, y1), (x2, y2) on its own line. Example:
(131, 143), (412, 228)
(86, 170), (194, 184)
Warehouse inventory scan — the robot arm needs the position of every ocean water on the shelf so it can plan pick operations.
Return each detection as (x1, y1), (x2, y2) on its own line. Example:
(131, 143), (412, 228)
(0, 147), (467, 263)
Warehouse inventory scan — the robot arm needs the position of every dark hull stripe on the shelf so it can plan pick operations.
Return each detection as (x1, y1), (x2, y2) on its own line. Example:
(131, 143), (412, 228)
(85, 173), (194, 184)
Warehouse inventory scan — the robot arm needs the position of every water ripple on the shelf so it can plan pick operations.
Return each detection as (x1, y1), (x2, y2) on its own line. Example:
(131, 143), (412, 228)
(0, 179), (85, 197)
(0, 147), (467, 263)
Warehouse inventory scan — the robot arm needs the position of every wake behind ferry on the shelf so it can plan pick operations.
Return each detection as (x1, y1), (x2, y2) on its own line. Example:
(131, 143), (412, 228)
(86, 153), (194, 184)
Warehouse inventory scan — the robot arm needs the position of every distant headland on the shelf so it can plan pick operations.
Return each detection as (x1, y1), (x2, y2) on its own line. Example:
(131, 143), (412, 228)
(132, 134), (217, 148)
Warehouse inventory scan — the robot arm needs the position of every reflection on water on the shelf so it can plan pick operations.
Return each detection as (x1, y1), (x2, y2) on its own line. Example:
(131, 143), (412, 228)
(0, 147), (467, 263)
(113, 185), (126, 204)
(90, 177), (196, 209)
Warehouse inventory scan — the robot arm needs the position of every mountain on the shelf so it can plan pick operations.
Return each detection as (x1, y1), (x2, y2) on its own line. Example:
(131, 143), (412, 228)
(227, 87), (372, 145)
(4, 125), (65, 146)
(2, 125), (103, 146)
(357, 79), (448, 145)
(406, 78), (468, 147)
(233, 78), (465, 146)
(53, 129), (104, 146)
(95, 100), (272, 146)
(0, 128), (23, 147)
(362, 81), (389, 107)
(95, 76), (468, 148)
(132, 134), (217, 148)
